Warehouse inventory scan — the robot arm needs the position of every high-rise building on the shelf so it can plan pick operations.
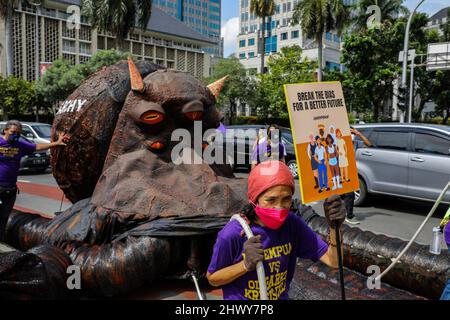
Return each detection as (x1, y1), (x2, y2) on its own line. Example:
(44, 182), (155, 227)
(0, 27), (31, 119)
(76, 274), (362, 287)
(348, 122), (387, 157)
(0, 0), (216, 82)
(426, 7), (450, 35)
(154, 0), (223, 57)
(237, 0), (354, 74)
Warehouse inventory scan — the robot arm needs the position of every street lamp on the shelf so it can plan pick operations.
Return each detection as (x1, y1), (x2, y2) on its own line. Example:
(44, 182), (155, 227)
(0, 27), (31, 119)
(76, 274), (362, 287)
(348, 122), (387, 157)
(401, 0), (426, 123)
(28, 0), (41, 122)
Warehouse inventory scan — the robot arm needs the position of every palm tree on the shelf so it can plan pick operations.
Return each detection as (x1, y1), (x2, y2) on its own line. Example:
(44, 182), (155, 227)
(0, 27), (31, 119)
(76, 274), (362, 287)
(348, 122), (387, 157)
(292, 0), (349, 82)
(250, 0), (276, 74)
(352, 0), (409, 31)
(81, 0), (153, 49)
(0, 0), (18, 76)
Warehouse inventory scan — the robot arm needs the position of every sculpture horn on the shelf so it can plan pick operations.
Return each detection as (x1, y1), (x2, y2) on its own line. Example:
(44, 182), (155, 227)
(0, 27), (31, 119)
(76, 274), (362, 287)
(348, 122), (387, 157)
(207, 75), (229, 100)
(128, 56), (145, 93)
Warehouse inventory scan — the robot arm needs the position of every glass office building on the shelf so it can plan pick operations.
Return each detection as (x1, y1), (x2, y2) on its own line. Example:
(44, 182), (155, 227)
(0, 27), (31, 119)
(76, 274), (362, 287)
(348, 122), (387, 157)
(154, 0), (223, 57)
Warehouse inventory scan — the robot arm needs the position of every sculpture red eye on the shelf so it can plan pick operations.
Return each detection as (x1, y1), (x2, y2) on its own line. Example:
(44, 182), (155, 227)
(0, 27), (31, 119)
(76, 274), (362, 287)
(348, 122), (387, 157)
(150, 141), (166, 150)
(185, 111), (203, 121)
(141, 111), (165, 125)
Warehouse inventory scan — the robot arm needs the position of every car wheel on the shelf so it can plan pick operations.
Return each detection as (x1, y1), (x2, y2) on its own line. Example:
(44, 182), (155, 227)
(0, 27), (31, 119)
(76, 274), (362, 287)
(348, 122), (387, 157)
(354, 176), (368, 206)
(287, 160), (299, 179)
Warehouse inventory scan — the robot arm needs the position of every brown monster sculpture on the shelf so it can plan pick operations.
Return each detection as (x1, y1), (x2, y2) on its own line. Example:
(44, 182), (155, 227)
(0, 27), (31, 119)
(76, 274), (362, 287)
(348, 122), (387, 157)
(4, 59), (247, 297)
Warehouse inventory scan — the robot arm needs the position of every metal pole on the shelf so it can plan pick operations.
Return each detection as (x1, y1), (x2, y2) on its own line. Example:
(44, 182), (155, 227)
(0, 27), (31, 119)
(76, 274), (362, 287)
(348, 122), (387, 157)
(192, 275), (205, 300)
(408, 52), (416, 123)
(35, 5), (39, 83)
(401, 0), (426, 87)
(335, 224), (346, 300)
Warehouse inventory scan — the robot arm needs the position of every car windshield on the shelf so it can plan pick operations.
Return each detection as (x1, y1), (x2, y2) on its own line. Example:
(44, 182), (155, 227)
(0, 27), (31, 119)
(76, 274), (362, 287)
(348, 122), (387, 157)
(281, 130), (294, 144)
(31, 124), (52, 139)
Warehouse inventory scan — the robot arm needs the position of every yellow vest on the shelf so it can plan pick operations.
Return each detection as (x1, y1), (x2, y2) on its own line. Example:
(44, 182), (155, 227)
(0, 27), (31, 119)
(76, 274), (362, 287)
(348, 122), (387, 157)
(440, 207), (450, 230)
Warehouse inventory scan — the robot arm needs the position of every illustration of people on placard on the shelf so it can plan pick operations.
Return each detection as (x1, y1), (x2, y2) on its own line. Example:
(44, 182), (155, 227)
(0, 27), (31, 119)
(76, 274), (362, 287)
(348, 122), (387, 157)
(335, 128), (350, 183)
(325, 134), (342, 191)
(329, 125), (337, 145)
(307, 133), (320, 189)
(314, 135), (329, 193)
(318, 124), (326, 147)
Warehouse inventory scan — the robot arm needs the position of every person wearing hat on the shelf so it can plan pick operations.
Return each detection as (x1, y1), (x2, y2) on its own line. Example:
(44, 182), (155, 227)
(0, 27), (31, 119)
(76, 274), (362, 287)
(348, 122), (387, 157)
(207, 160), (346, 300)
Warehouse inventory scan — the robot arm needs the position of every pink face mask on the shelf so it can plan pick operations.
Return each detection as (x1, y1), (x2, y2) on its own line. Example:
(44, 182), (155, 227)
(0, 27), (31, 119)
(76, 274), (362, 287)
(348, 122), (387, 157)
(251, 201), (289, 230)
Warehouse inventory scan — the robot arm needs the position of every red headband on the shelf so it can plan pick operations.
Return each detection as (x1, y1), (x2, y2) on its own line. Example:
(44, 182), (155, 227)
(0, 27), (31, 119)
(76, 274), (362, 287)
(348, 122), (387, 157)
(247, 161), (295, 203)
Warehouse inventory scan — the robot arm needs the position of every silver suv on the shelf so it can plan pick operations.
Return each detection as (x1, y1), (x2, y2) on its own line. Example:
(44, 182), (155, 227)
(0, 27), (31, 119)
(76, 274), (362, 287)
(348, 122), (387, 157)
(353, 123), (450, 206)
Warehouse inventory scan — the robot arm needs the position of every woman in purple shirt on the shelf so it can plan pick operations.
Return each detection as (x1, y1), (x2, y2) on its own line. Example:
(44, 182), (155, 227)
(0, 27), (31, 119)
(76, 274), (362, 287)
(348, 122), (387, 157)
(207, 161), (346, 300)
(0, 120), (69, 242)
(251, 125), (286, 170)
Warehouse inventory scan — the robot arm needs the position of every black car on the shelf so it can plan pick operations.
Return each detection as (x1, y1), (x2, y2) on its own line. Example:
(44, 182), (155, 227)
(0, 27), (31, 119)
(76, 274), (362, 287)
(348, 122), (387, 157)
(19, 149), (50, 173)
(212, 125), (299, 178)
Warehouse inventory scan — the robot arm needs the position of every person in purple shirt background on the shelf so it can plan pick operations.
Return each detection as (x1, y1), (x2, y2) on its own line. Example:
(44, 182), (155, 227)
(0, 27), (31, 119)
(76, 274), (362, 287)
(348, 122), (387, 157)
(251, 125), (286, 170)
(0, 120), (69, 242)
(440, 208), (450, 300)
(207, 160), (346, 300)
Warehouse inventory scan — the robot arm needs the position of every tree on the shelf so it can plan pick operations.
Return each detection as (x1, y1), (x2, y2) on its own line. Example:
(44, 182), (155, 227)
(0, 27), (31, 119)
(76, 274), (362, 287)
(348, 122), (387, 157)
(36, 49), (127, 106)
(292, 0), (349, 82)
(35, 60), (85, 107)
(78, 48), (128, 75)
(430, 13), (450, 124)
(410, 17), (440, 121)
(339, 21), (403, 121)
(204, 56), (254, 124)
(252, 45), (317, 118)
(0, 76), (37, 120)
(0, 0), (19, 76)
(351, 0), (408, 31)
(250, 0), (276, 74)
(81, 0), (153, 48)
(440, 9), (450, 42)
(433, 70), (450, 124)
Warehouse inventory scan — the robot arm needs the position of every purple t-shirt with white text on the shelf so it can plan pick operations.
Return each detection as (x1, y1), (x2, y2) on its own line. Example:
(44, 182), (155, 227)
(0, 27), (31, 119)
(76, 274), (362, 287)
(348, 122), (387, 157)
(207, 213), (328, 300)
(0, 137), (36, 187)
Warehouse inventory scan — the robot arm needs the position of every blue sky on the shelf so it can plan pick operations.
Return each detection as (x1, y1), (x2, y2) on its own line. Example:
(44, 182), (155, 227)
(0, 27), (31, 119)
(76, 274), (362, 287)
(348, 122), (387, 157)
(221, 0), (450, 57)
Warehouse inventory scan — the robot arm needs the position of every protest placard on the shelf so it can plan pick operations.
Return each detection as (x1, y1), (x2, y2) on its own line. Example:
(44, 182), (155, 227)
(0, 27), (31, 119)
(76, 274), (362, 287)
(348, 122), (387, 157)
(284, 82), (359, 204)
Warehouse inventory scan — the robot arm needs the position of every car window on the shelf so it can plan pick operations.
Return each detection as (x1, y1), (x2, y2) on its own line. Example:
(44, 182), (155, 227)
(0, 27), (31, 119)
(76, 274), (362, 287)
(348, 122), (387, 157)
(281, 130), (293, 144)
(21, 126), (35, 138)
(414, 133), (450, 156)
(352, 127), (371, 142)
(31, 124), (52, 139)
(372, 130), (409, 151)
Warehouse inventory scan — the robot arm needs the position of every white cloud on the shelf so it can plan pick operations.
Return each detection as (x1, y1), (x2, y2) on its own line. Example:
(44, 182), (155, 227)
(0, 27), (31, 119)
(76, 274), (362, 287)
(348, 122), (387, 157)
(221, 17), (239, 58)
